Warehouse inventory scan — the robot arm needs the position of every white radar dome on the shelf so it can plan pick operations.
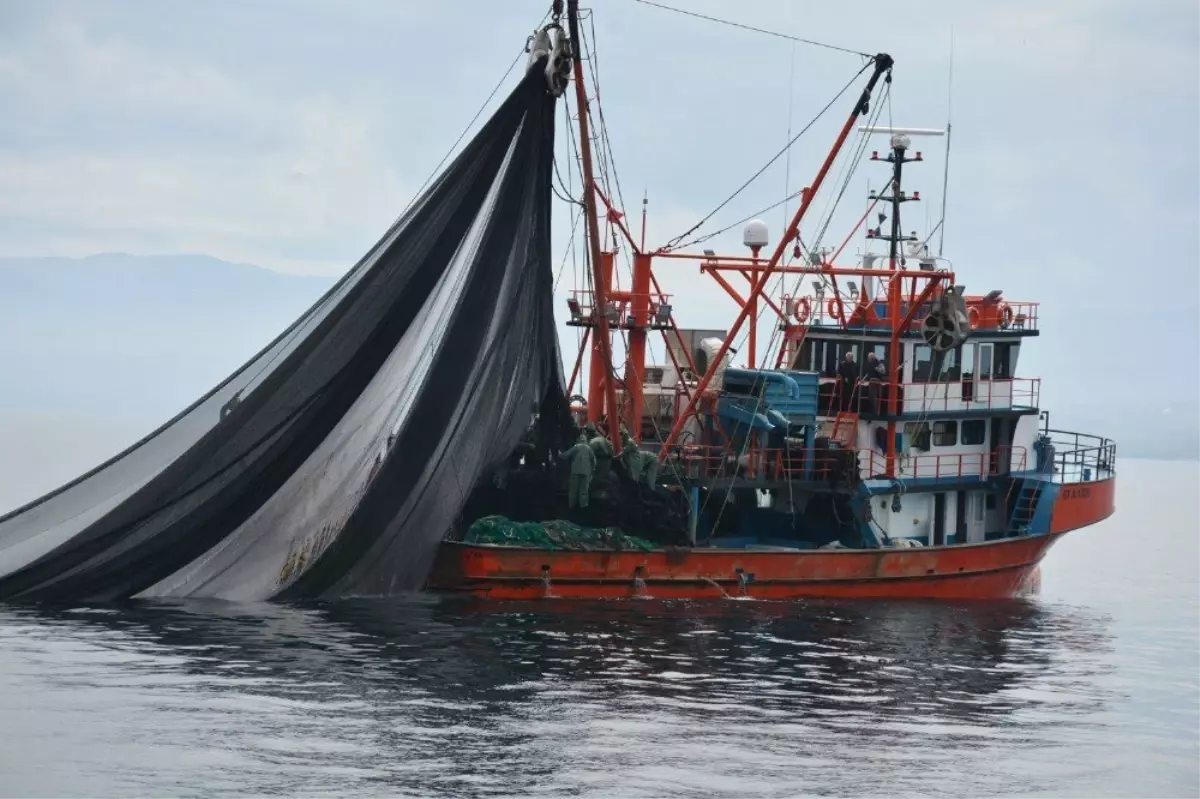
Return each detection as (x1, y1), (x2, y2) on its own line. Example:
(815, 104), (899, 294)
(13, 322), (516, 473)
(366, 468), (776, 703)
(743, 219), (770, 249)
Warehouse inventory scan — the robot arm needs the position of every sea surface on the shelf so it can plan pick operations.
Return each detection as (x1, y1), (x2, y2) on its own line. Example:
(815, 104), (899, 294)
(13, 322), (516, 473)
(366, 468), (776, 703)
(1, 459), (1196, 798)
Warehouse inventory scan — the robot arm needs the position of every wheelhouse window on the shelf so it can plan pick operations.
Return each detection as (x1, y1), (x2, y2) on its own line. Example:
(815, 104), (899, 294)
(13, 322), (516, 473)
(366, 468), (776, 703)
(932, 420), (958, 447)
(935, 347), (960, 380)
(912, 344), (934, 382)
(797, 338), (863, 377)
(961, 342), (976, 377)
(905, 421), (931, 451)
(645, 367), (664, 385)
(978, 343), (994, 379)
(913, 344), (960, 383)
(993, 343), (1012, 379)
(961, 419), (986, 445)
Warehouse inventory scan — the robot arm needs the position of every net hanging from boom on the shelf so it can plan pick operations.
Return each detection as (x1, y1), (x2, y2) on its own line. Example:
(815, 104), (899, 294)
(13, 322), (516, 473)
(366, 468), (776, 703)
(0, 56), (571, 602)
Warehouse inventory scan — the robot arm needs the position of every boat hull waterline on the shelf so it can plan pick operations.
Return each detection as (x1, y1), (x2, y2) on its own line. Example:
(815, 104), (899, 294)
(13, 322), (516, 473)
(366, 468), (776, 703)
(428, 476), (1114, 600)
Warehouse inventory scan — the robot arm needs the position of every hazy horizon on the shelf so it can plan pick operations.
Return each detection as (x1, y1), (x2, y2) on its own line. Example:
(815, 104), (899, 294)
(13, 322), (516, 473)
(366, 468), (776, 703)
(0, 251), (1194, 514)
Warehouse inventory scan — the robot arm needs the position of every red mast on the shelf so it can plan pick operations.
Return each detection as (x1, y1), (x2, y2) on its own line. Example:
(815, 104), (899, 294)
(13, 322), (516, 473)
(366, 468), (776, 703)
(567, 0), (620, 448)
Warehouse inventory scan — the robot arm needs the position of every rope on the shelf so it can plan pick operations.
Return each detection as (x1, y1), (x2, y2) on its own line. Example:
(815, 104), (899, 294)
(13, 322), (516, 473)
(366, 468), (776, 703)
(632, 0), (871, 58)
(399, 40), (537, 218)
(670, 188), (807, 252)
(662, 62), (872, 252)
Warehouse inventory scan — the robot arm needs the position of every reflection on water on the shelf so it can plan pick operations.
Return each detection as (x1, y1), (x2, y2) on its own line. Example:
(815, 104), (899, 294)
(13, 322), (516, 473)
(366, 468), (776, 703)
(0, 596), (1130, 798)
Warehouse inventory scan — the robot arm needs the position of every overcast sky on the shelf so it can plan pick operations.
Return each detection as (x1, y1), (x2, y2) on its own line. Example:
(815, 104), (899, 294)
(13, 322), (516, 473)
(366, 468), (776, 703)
(4, 1), (1196, 271)
(0, 0), (1197, 475)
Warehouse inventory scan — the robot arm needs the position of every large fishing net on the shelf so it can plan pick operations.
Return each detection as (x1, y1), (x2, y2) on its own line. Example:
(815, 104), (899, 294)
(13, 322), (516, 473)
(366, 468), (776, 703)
(0, 56), (571, 601)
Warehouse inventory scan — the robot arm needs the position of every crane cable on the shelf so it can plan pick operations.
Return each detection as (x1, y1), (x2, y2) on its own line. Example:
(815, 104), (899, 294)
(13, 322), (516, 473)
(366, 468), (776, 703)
(661, 61), (872, 252)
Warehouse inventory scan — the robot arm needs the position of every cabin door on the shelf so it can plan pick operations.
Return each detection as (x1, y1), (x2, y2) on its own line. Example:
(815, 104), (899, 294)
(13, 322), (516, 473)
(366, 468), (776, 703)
(955, 490), (968, 544)
(990, 418), (1008, 474)
(966, 491), (987, 542)
(933, 493), (946, 547)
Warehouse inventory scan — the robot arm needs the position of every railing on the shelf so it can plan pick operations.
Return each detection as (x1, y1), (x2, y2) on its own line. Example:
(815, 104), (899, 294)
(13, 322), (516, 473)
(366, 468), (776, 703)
(802, 295), (1040, 334)
(1042, 429), (1117, 484)
(673, 444), (1027, 484)
(566, 290), (673, 329)
(962, 299), (1040, 333)
(859, 445), (1028, 481)
(817, 377), (1040, 417)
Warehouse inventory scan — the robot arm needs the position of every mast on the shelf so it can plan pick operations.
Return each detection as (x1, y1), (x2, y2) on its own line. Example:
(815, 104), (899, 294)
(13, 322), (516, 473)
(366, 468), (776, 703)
(567, 0), (620, 448)
(659, 54), (894, 456)
(887, 141), (903, 270)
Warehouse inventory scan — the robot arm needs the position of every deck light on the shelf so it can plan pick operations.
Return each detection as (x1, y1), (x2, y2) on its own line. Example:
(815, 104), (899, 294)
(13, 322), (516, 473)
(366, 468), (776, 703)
(654, 303), (672, 325)
(847, 281), (859, 301)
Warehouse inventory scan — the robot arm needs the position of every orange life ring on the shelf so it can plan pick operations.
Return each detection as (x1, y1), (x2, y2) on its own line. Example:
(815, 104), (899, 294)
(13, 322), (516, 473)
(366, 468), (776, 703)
(826, 297), (845, 323)
(967, 306), (981, 329)
(999, 303), (1014, 329)
(795, 296), (811, 323)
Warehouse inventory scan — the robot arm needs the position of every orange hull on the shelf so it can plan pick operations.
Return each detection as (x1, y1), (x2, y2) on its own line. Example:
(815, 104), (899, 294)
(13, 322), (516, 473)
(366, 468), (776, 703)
(428, 477), (1114, 601)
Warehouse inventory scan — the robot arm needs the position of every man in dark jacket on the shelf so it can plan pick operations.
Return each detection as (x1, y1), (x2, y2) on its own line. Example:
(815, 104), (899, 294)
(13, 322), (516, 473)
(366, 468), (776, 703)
(837, 351), (860, 411)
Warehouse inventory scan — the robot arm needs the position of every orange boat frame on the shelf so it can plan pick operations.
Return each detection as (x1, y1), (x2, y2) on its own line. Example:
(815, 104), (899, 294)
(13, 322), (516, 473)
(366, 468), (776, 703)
(427, 475), (1115, 601)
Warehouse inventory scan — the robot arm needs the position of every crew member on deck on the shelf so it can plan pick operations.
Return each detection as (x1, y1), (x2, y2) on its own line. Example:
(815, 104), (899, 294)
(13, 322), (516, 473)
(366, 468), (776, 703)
(866, 351), (886, 381)
(620, 429), (659, 489)
(559, 432), (596, 509)
(837, 351), (860, 411)
(865, 352), (886, 413)
(586, 423), (614, 483)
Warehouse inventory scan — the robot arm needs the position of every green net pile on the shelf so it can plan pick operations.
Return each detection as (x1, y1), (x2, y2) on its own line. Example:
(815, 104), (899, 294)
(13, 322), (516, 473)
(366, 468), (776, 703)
(464, 515), (656, 552)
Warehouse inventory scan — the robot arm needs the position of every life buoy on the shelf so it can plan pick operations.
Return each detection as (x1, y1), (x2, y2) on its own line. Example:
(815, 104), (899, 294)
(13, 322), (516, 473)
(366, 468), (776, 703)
(967, 306), (981, 329)
(794, 296), (811, 323)
(826, 297), (845, 323)
(999, 303), (1014, 329)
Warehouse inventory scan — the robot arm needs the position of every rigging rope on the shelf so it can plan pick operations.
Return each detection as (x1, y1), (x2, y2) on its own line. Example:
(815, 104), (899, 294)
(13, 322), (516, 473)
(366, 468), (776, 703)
(632, 0), (871, 58)
(662, 62), (871, 252)
(671, 188), (807, 252)
(399, 41), (536, 218)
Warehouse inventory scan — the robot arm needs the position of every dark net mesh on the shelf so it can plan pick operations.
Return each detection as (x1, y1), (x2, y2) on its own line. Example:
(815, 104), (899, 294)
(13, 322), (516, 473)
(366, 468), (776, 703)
(0, 58), (566, 601)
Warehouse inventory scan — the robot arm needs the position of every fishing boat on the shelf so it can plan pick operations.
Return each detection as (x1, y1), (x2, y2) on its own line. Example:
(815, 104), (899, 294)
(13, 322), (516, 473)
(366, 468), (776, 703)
(427, 0), (1117, 600)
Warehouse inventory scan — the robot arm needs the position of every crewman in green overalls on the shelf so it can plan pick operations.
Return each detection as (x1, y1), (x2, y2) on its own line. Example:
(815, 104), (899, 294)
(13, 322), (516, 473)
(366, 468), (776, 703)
(620, 428), (642, 482)
(559, 432), (597, 508)
(586, 423), (614, 483)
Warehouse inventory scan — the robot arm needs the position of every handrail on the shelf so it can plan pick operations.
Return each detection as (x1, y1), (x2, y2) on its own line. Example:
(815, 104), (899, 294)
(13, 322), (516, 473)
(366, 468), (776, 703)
(818, 376), (1040, 416)
(567, 289), (672, 328)
(675, 443), (1028, 483)
(1042, 428), (1117, 483)
(801, 295), (1040, 333)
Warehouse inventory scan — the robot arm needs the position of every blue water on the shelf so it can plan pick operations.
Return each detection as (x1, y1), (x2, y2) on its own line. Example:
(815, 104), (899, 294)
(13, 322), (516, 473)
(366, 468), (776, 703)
(0, 459), (1196, 797)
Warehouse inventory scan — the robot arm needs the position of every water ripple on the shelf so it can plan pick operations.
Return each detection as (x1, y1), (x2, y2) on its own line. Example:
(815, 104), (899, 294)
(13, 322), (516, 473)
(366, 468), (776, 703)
(0, 593), (1187, 798)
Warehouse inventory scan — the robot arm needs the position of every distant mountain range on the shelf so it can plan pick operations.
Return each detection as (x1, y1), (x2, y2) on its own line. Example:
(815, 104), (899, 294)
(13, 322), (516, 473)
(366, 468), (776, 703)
(0, 252), (1193, 507)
